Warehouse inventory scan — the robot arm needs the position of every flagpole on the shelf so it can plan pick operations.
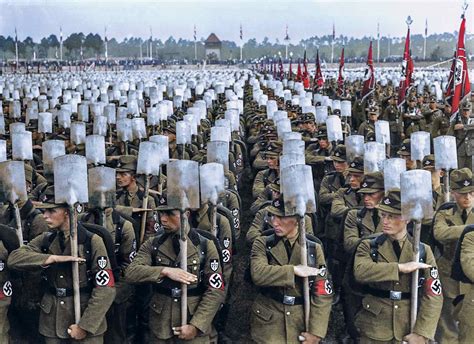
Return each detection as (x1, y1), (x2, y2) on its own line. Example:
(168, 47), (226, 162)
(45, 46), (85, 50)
(194, 25), (197, 61)
(331, 22), (335, 64)
(284, 24), (290, 61)
(104, 26), (108, 62)
(149, 27), (153, 60)
(423, 19), (427, 60)
(388, 35), (391, 57)
(60, 26), (63, 62)
(14, 28), (19, 70)
(377, 23), (381, 62)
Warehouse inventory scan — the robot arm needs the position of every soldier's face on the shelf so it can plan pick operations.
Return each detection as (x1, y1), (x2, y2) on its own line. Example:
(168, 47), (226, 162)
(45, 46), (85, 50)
(400, 155), (416, 170)
(116, 172), (135, 188)
(333, 161), (348, 173)
(349, 172), (364, 189)
(380, 211), (406, 236)
(453, 191), (474, 209)
(429, 102), (437, 110)
(158, 210), (181, 232)
(271, 215), (298, 238)
(266, 156), (278, 170)
(462, 109), (471, 118)
(43, 207), (69, 230)
(304, 122), (316, 133)
(363, 191), (384, 209)
(319, 139), (329, 149)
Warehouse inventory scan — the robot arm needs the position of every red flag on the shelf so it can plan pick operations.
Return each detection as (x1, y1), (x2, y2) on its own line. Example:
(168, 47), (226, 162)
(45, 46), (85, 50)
(314, 50), (324, 91)
(296, 59), (302, 82)
(273, 61), (277, 78)
(289, 58), (293, 80)
(337, 47), (345, 97)
(361, 41), (375, 101)
(303, 50), (310, 89)
(449, 16), (471, 118)
(397, 27), (414, 108)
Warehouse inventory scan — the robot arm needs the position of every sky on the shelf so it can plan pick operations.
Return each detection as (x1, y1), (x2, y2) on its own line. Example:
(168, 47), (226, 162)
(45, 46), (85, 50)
(0, 0), (472, 43)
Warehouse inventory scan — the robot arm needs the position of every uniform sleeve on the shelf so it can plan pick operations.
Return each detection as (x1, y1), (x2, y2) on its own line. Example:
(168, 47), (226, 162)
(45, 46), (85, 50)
(309, 244), (333, 339)
(354, 240), (399, 283)
(250, 236), (295, 288)
(252, 170), (266, 199)
(124, 237), (164, 284)
(413, 245), (443, 340)
(319, 176), (335, 206)
(246, 210), (266, 246)
(330, 189), (349, 219)
(343, 210), (360, 253)
(78, 235), (116, 334)
(119, 220), (137, 268)
(8, 233), (51, 270)
(250, 191), (270, 215)
(460, 232), (474, 282)
(217, 215), (233, 290)
(189, 239), (225, 334)
(433, 210), (465, 243)
(431, 118), (440, 138)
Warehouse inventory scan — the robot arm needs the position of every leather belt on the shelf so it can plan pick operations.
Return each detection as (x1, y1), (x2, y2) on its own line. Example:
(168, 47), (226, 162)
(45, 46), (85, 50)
(263, 290), (304, 305)
(364, 287), (410, 300)
(47, 286), (92, 297)
(153, 285), (205, 298)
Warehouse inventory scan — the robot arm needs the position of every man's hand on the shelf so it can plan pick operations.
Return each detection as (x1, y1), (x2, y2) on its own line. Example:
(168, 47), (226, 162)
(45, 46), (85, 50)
(161, 267), (197, 284)
(173, 324), (198, 340)
(294, 265), (325, 278)
(43, 255), (86, 266)
(403, 333), (427, 344)
(454, 123), (465, 131)
(398, 262), (432, 274)
(68, 324), (87, 340)
(298, 332), (321, 344)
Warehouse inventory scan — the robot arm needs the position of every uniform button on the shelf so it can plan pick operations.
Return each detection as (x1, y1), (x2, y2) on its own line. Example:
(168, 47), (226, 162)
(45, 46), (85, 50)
(59, 275), (64, 279)
(395, 282), (399, 285)
(60, 301), (65, 305)
(193, 267), (197, 271)
(286, 311), (290, 316)
(192, 260), (197, 264)
(174, 299), (178, 303)
(256, 310), (260, 314)
(366, 305), (370, 309)
(394, 305), (399, 309)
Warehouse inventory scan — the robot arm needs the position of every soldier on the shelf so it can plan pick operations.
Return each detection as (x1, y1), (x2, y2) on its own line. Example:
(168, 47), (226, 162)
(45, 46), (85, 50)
(252, 141), (281, 199)
(249, 197), (333, 343)
(397, 139), (417, 170)
(8, 186), (116, 343)
(431, 103), (452, 139)
(353, 190), (443, 343)
(402, 96), (426, 139)
(422, 96), (443, 127)
(357, 105), (379, 141)
(447, 101), (473, 169)
(114, 155), (157, 242)
(124, 195), (225, 343)
(381, 95), (403, 151)
(433, 168), (474, 343)
(80, 206), (136, 344)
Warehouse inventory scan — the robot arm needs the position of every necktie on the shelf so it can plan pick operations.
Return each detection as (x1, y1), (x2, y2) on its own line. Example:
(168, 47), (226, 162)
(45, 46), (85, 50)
(372, 209), (379, 229)
(462, 209), (468, 224)
(284, 240), (292, 261)
(59, 232), (66, 252)
(123, 192), (131, 206)
(393, 241), (402, 260)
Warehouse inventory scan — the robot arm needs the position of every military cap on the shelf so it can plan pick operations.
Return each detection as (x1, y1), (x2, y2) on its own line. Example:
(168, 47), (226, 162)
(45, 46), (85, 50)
(268, 179), (281, 193)
(377, 189), (401, 215)
(408, 95), (417, 102)
(264, 141), (283, 158)
(397, 139), (411, 156)
(115, 155), (137, 173)
(162, 121), (176, 134)
(462, 101), (472, 111)
(331, 144), (347, 162)
(266, 195), (292, 217)
(333, 108), (341, 116)
(316, 126), (328, 139)
(155, 192), (177, 211)
(302, 113), (315, 123)
(450, 168), (474, 193)
(347, 157), (364, 173)
(358, 172), (384, 194)
(429, 96), (437, 103)
(422, 154), (436, 170)
(366, 105), (380, 116)
(36, 185), (67, 209)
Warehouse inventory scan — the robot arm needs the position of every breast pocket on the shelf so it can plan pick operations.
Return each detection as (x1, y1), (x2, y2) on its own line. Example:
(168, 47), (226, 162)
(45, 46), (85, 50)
(39, 295), (53, 315)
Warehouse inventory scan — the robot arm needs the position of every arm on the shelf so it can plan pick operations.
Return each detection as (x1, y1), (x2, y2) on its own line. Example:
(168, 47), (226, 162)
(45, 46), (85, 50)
(188, 240), (226, 334)
(319, 176), (336, 206)
(460, 232), (474, 282)
(78, 235), (116, 335)
(8, 234), (51, 271)
(124, 238), (165, 284)
(246, 210), (267, 246)
(118, 220), (137, 269)
(250, 236), (295, 288)
(433, 210), (465, 243)
(413, 246), (443, 340)
(343, 210), (361, 253)
(330, 189), (349, 219)
(252, 170), (266, 199)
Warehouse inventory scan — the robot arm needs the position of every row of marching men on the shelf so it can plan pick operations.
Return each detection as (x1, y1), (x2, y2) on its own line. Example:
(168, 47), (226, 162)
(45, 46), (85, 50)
(0, 80), (250, 343)
(243, 81), (474, 344)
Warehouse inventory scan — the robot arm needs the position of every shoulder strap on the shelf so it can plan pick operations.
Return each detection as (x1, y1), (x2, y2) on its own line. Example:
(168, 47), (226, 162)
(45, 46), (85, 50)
(369, 233), (388, 262)
(150, 230), (167, 266)
(41, 231), (57, 253)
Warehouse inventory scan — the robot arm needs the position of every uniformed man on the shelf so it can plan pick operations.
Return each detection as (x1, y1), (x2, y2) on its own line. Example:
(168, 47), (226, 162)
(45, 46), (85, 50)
(249, 197), (333, 343)
(397, 139), (416, 171)
(8, 186), (116, 343)
(447, 101), (473, 169)
(381, 95), (402, 150)
(124, 196), (225, 343)
(431, 103), (452, 139)
(358, 105), (379, 141)
(402, 96), (426, 139)
(353, 190), (443, 343)
(422, 96), (442, 127)
(433, 168), (474, 343)
(252, 141), (281, 199)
